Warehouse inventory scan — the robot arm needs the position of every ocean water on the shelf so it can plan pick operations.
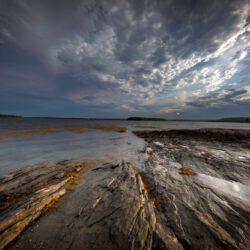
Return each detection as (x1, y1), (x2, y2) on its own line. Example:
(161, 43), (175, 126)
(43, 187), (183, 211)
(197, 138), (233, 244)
(0, 118), (250, 176)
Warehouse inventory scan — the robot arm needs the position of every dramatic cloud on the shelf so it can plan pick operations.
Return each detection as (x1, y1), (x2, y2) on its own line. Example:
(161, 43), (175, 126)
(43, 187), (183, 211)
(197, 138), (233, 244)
(0, 0), (249, 118)
(187, 88), (249, 108)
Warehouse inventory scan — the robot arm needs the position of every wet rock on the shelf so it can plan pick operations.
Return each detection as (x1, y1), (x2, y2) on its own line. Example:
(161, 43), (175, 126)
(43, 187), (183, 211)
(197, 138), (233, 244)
(0, 160), (97, 249)
(6, 161), (183, 250)
(54, 172), (64, 179)
(134, 128), (250, 249)
(0, 180), (68, 249)
(153, 142), (164, 148)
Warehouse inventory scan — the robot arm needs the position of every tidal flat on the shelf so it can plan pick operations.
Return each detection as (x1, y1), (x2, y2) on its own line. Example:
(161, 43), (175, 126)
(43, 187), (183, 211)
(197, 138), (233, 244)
(0, 120), (250, 249)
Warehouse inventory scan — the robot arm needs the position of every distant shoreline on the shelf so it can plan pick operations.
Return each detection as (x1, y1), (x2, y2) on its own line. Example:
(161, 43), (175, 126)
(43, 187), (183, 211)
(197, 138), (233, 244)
(1, 115), (250, 123)
(0, 114), (23, 118)
(127, 116), (250, 123)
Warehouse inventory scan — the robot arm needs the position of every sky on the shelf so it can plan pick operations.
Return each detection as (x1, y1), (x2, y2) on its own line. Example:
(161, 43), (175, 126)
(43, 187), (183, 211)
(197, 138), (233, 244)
(0, 0), (250, 119)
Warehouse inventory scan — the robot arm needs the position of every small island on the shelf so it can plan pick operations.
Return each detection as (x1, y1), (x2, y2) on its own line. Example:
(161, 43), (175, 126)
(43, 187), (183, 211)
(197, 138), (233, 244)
(127, 117), (167, 121)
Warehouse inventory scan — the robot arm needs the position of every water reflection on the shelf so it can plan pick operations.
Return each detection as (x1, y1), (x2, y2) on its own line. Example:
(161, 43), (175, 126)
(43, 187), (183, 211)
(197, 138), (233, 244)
(0, 118), (250, 176)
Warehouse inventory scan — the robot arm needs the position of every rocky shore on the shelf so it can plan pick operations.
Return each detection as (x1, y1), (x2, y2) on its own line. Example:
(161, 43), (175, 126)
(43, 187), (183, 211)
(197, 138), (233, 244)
(0, 128), (249, 249)
(133, 128), (250, 249)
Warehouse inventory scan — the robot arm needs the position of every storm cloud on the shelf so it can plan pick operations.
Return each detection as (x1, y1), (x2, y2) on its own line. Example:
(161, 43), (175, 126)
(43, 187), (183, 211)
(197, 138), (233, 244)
(0, 0), (249, 118)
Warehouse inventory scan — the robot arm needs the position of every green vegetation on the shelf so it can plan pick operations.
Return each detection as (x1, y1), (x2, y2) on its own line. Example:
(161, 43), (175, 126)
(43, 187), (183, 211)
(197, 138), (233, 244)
(127, 117), (167, 121)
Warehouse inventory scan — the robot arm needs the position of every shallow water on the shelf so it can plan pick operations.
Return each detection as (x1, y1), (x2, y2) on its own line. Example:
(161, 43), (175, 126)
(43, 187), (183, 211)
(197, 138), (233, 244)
(0, 118), (250, 176)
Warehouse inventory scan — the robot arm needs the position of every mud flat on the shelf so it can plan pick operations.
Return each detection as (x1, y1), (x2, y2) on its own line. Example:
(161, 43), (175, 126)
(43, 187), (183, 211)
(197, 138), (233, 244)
(0, 128), (249, 249)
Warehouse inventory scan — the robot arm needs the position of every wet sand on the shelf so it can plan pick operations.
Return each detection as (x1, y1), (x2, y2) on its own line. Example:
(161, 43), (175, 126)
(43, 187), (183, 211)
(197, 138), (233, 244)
(0, 128), (250, 249)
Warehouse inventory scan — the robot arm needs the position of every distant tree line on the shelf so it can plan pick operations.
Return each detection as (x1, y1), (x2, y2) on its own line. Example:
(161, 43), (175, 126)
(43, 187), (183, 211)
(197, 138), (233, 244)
(1, 114), (249, 123)
(215, 117), (250, 123)
(127, 116), (250, 123)
(127, 117), (167, 121)
(0, 114), (23, 118)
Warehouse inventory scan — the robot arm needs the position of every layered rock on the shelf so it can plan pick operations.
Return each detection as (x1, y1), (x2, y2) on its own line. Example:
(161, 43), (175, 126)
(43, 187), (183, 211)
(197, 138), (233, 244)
(0, 160), (96, 249)
(1, 161), (182, 250)
(134, 128), (250, 249)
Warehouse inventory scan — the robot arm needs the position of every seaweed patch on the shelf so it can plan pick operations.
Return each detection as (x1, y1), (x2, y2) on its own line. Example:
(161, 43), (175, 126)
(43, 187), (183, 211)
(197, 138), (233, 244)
(0, 126), (127, 142)
(179, 168), (197, 176)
